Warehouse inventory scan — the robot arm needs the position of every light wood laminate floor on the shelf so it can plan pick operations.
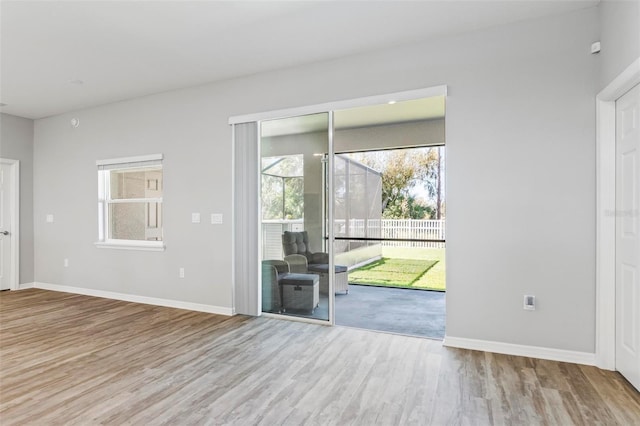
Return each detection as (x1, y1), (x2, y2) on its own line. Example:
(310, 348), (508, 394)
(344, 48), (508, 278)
(1, 289), (639, 425)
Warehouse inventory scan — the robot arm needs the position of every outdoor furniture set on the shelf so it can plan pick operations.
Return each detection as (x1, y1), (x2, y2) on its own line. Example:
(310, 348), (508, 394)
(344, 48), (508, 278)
(261, 231), (348, 314)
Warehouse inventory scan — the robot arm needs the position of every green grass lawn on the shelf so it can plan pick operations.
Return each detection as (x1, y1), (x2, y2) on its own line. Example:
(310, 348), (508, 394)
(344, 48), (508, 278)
(348, 258), (438, 288)
(350, 246), (446, 291)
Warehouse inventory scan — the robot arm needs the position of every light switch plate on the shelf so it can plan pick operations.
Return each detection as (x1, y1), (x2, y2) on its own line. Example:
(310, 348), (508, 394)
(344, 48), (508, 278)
(211, 213), (223, 224)
(46, 214), (54, 223)
(191, 213), (201, 224)
(524, 295), (536, 311)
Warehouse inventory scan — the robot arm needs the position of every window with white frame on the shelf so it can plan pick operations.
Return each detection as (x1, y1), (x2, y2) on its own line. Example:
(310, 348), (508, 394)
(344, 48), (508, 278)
(96, 154), (164, 250)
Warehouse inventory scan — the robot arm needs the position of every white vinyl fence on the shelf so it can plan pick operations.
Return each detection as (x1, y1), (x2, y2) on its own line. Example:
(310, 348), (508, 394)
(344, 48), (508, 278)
(262, 219), (445, 260)
(379, 219), (445, 248)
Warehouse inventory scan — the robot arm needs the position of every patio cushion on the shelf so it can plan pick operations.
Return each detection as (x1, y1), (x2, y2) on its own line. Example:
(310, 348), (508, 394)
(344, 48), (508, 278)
(282, 231), (309, 256)
(307, 264), (348, 274)
(280, 273), (319, 286)
(282, 231), (329, 264)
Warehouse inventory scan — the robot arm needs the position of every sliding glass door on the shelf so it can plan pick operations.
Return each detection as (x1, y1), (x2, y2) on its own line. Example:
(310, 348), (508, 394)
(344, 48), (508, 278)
(331, 97), (447, 338)
(231, 86), (447, 328)
(259, 113), (333, 322)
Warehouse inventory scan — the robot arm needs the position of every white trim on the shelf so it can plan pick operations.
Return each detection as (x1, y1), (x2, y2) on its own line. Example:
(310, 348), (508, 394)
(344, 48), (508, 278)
(598, 58), (640, 101)
(33, 282), (234, 316)
(443, 336), (597, 366)
(229, 85), (447, 125)
(17, 282), (34, 290)
(595, 57), (640, 370)
(96, 153), (163, 166)
(0, 158), (20, 291)
(595, 99), (616, 370)
(94, 241), (165, 251)
(230, 123), (237, 315)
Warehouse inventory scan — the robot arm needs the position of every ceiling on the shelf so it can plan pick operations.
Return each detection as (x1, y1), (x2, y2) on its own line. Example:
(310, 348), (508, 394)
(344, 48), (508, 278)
(0, 1), (599, 120)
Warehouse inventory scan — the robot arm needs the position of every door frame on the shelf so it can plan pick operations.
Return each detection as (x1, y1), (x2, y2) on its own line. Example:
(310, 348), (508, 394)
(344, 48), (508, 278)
(230, 85), (447, 324)
(0, 158), (20, 291)
(596, 57), (640, 370)
(257, 113), (336, 326)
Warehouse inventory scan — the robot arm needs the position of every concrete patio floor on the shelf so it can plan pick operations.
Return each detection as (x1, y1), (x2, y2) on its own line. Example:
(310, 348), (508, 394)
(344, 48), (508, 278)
(335, 284), (445, 339)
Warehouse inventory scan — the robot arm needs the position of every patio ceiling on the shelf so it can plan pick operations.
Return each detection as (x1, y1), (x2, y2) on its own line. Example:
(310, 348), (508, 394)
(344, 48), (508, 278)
(261, 96), (445, 138)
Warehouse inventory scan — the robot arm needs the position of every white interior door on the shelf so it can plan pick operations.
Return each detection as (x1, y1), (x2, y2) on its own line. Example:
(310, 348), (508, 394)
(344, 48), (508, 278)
(0, 162), (14, 290)
(615, 83), (640, 391)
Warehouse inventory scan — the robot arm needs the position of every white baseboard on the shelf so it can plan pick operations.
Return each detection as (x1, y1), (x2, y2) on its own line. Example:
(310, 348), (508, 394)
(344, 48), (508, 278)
(33, 282), (234, 316)
(17, 282), (35, 290)
(443, 336), (596, 366)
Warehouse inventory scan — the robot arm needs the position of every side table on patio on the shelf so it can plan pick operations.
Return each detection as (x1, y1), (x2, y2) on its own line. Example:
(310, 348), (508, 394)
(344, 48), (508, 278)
(308, 264), (349, 295)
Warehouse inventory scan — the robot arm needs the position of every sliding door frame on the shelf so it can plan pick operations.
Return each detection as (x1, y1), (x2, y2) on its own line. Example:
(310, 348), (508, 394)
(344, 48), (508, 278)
(229, 86), (447, 126)
(327, 111), (336, 324)
(230, 85), (448, 325)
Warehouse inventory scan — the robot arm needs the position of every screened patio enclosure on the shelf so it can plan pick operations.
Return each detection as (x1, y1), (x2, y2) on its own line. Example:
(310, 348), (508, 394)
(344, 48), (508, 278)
(333, 155), (383, 267)
(261, 154), (383, 267)
(261, 154), (305, 260)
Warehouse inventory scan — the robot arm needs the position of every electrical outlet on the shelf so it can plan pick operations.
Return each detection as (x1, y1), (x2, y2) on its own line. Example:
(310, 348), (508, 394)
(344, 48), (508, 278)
(191, 213), (201, 224)
(524, 295), (535, 310)
(179, 267), (185, 278)
(64, 258), (69, 268)
(46, 214), (54, 223)
(211, 213), (223, 224)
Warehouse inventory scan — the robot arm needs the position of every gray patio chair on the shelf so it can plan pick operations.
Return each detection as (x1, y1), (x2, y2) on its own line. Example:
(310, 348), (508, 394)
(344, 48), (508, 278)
(261, 260), (289, 313)
(282, 231), (348, 294)
(282, 231), (329, 265)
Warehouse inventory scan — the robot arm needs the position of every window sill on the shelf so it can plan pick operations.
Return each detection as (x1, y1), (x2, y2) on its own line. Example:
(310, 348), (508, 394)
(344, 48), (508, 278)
(94, 241), (166, 252)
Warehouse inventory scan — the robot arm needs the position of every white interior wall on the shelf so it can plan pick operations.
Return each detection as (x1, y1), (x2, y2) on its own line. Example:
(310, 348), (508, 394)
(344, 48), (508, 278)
(0, 113), (34, 284)
(599, 0), (640, 89)
(33, 7), (599, 352)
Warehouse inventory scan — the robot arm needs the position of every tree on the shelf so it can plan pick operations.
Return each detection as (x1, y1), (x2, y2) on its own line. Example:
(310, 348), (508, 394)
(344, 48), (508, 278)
(348, 147), (445, 220)
(382, 195), (434, 219)
(261, 155), (304, 220)
(416, 147), (445, 220)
